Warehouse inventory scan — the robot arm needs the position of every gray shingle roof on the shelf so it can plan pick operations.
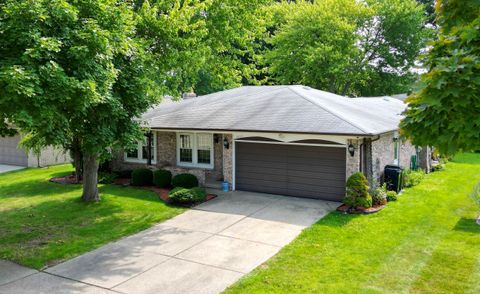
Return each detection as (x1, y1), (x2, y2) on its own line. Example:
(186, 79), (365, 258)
(142, 85), (406, 136)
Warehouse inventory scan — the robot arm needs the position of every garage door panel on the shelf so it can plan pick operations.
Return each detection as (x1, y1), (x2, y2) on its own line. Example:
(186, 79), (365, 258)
(0, 136), (28, 166)
(235, 142), (346, 201)
(237, 173), (287, 183)
(286, 163), (345, 174)
(236, 166), (286, 176)
(287, 175), (346, 187)
(236, 145), (287, 156)
(288, 148), (345, 158)
(237, 160), (288, 169)
(286, 170), (345, 180)
(286, 156), (346, 167)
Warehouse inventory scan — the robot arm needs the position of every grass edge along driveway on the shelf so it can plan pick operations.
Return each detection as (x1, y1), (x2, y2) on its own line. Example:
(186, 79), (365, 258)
(0, 165), (185, 269)
(225, 153), (480, 294)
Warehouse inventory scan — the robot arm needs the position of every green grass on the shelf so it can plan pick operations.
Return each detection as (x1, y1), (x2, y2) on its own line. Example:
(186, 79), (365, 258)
(0, 165), (185, 269)
(226, 153), (480, 294)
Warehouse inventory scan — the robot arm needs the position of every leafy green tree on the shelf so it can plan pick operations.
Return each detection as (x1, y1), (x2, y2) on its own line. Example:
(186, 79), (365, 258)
(0, 0), (160, 201)
(194, 0), (272, 95)
(401, 0), (480, 154)
(263, 0), (429, 96)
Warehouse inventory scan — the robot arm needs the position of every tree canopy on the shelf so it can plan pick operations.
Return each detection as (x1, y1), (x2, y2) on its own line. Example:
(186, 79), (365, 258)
(259, 0), (430, 96)
(401, 0), (480, 154)
(0, 0), (163, 200)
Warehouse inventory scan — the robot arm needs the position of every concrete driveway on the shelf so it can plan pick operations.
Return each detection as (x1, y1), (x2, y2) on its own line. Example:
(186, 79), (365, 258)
(0, 164), (25, 174)
(0, 191), (337, 294)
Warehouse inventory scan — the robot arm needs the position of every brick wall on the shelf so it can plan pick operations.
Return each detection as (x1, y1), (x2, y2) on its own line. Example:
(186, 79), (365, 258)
(111, 131), (232, 187)
(223, 134), (233, 187)
(156, 132), (176, 166)
(371, 132), (417, 184)
(346, 139), (360, 179)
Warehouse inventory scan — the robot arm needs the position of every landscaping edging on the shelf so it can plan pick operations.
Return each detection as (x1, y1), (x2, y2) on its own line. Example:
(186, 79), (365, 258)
(336, 204), (385, 214)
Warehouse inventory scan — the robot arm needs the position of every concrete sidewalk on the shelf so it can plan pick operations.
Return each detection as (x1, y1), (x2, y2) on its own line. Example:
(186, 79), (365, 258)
(0, 164), (24, 174)
(0, 191), (337, 294)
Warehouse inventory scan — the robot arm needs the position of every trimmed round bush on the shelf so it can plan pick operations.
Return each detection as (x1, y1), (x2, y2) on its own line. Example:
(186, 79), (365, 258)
(153, 169), (172, 188)
(386, 190), (398, 202)
(131, 168), (153, 186)
(343, 172), (372, 208)
(168, 187), (206, 204)
(172, 173), (199, 188)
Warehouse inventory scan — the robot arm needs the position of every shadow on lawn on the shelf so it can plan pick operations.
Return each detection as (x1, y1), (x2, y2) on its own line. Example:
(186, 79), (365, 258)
(0, 175), (164, 206)
(453, 217), (480, 233)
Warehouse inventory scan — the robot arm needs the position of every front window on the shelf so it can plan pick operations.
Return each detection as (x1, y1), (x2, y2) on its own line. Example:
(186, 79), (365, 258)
(177, 133), (213, 168)
(197, 134), (212, 164)
(125, 132), (157, 163)
(179, 134), (193, 163)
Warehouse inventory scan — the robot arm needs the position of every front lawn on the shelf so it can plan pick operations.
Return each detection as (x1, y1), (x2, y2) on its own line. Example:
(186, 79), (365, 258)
(0, 165), (185, 269)
(226, 153), (480, 294)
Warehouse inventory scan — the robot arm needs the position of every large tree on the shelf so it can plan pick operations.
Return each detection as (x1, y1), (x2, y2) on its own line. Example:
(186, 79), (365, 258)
(193, 0), (272, 95)
(262, 0), (429, 96)
(401, 0), (480, 154)
(0, 0), (161, 201)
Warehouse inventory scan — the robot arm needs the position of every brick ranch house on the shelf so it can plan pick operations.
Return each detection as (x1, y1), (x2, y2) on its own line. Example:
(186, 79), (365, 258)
(112, 85), (429, 202)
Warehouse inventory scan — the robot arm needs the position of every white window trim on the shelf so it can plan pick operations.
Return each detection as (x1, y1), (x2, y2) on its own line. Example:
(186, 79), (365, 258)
(176, 132), (214, 169)
(124, 132), (157, 164)
(393, 140), (399, 165)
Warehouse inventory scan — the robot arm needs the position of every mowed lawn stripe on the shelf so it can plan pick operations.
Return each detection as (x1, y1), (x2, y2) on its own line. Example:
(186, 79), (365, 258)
(0, 165), (185, 269)
(225, 153), (480, 294)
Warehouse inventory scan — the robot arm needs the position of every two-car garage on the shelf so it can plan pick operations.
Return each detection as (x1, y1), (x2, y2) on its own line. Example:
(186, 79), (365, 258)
(235, 140), (346, 202)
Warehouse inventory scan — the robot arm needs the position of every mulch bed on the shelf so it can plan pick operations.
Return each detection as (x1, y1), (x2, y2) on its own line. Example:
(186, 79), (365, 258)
(50, 175), (80, 185)
(145, 186), (217, 203)
(336, 204), (385, 214)
(50, 175), (217, 205)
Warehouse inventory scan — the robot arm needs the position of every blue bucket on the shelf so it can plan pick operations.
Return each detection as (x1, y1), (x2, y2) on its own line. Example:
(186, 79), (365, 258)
(222, 181), (229, 192)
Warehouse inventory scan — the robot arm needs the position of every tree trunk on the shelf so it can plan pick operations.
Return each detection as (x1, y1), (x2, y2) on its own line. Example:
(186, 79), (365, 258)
(71, 138), (83, 183)
(73, 149), (83, 183)
(82, 153), (100, 202)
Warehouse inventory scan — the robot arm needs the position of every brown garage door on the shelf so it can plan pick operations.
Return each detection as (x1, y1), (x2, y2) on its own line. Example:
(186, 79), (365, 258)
(235, 142), (346, 201)
(0, 135), (28, 166)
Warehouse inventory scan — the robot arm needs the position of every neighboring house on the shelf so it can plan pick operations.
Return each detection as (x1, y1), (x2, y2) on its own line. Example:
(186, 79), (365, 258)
(0, 134), (71, 167)
(112, 85), (427, 202)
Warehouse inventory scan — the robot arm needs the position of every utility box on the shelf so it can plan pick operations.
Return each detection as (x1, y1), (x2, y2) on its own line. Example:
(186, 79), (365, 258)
(384, 165), (403, 193)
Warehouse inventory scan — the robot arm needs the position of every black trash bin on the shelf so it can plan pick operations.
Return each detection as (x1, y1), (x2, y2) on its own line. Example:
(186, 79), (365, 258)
(384, 165), (403, 193)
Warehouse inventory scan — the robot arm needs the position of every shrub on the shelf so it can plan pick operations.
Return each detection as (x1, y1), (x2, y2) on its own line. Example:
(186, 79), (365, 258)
(386, 190), (398, 202)
(172, 173), (199, 188)
(116, 169), (133, 178)
(168, 187), (206, 204)
(98, 172), (118, 184)
(402, 169), (425, 188)
(131, 168), (153, 186)
(153, 169), (172, 188)
(372, 184), (388, 206)
(431, 163), (445, 172)
(343, 172), (372, 208)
